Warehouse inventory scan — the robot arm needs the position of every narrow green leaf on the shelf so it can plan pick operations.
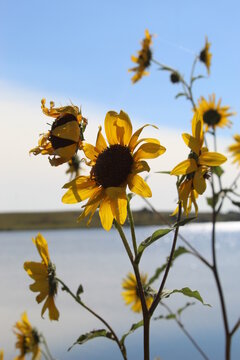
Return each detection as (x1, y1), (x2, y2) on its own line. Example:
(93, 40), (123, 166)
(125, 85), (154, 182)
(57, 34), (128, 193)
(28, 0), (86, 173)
(175, 92), (186, 99)
(148, 246), (190, 285)
(231, 200), (240, 208)
(166, 314), (176, 320)
(136, 228), (172, 263)
(177, 301), (195, 316)
(161, 287), (211, 306)
(191, 75), (204, 83)
(76, 284), (84, 299)
(212, 166), (224, 178)
(68, 329), (114, 351)
(120, 320), (143, 345)
(206, 193), (219, 208)
(155, 171), (171, 174)
(173, 217), (196, 228)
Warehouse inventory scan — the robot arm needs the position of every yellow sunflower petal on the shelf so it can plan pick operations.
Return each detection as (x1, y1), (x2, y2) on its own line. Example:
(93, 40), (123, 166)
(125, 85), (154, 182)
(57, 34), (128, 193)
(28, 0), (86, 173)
(24, 261), (47, 278)
(192, 113), (203, 145)
(51, 121), (80, 142)
(182, 133), (201, 155)
(41, 296), (59, 321)
(132, 160), (150, 174)
(105, 110), (132, 146)
(82, 143), (100, 161)
(128, 124), (158, 151)
(171, 159), (198, 176)
(99, 196), (114, 231)
(199, 152), (227, 166)
(127, 174), (152, 197)
(95, 126), (107, 152)
(54, 143), (78, 161)
(106, 187), (128, 225)
(134, 142), (166, 161)
(33, 234), (50, 266)
(193, 168), (207, 195)
(62, 182), (99, 204)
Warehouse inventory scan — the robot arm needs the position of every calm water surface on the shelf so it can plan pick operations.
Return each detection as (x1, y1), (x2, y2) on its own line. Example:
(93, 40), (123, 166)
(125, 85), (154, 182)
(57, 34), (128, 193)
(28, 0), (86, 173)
(0, 222), (240, 359)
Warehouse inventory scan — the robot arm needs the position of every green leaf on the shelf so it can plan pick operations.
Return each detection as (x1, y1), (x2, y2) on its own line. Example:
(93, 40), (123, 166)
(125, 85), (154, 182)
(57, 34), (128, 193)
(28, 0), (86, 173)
(120, 320), (143, 345)
(136, 228), (172, 263)
(160, 287), (211, 306)
(231, 200), (240, 208)
(175, 92), (186, 99)
(207, 194), (219, 208)
(148, 246), (190, 285)
(68, 329), (115, 351)
(76, 284), (84, 299)
(173, 217), (196, 228)
(191, 75), (205, 83)
(155, 171), (171, 174)
(212, 166), (224, 178)
(177, 301), (195, 316)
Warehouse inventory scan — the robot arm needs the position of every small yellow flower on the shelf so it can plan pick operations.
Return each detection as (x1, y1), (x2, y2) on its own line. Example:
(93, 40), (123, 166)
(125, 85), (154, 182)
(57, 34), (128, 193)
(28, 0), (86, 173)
(24, 234), (59, 321)
(0, 350), (3, 360)
(171, 113), (227, 215)
(62, 110), (166, 231)
(122, 272), (153, 313)
(129, 29), (153, 83)
(66, 154), (81, 180)
(196, 94), (234, 131)
(30, 99), (87, 166)
(228, 135), (240, 165)
(199, 36), (212, 75)
(13, 312), (41, 360)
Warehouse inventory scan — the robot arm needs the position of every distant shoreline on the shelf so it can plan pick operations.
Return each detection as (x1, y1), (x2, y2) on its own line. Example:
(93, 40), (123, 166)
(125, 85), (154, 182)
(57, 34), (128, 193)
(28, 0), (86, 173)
(0, 209), (239, 231)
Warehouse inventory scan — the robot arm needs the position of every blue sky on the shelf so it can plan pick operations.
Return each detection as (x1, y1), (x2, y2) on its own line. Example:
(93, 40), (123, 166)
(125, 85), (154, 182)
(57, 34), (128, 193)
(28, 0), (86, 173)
(1, 0), (239, 212)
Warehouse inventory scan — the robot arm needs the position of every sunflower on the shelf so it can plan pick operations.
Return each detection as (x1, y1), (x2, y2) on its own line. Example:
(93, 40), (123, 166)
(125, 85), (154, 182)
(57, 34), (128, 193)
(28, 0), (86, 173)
(62, 110), (166, 231)
(30, 99), (87, 166)
(66, 154), (81, 180)
(196, 94), (234, 131)
(171, 113), (227, 215)
(122, 272), (153, 313)
(228, 135), (240, 165)
(24, 234), (59, 321)
(199, 36), (212, 75)
(129, 29), (153, 83)
(13, 312), (41, 360)
(0, 350), (3, 360)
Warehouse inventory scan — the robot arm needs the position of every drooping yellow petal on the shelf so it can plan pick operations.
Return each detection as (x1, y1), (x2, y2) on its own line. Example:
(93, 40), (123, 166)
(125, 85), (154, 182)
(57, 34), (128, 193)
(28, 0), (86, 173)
(51, 121), (80, 142)
(199, 152), (227, 166)
(127, 174), (152, 197)
(179, 180), (192, 213)
(171, 159), (198, 176)
(132, 160), (150, 174)
(55, 143), (78, 160)
(128, 124), (158, 151)
(23, 261), (47, 279)
(105, 110), (132, 146)
(106, 187), (127, 225)
(193, 168), (207, 195)
(62, 181), (99, 204)
(33, 234), (50, 266)
(99, 196), (114, 231)
(41, 296), (59, 321)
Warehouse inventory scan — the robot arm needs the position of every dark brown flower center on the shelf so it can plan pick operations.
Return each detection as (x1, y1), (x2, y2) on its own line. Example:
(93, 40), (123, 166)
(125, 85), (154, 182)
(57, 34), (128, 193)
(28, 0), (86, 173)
(199, 49), (207, 63)
(203, 109), (221, 126)
(50, 113), (78, 149)
(139, 49), (152, 68)
(48, 262), (58, 297)
(91, 144), (133, 188)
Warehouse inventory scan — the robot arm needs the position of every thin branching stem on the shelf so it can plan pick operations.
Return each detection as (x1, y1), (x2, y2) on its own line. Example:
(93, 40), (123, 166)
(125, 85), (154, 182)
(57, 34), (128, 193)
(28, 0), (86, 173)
(127, 198), (138, 257)
(41, 335), (55, 360)
(56, 277), (127, 360)
(150, 202), (182, 315)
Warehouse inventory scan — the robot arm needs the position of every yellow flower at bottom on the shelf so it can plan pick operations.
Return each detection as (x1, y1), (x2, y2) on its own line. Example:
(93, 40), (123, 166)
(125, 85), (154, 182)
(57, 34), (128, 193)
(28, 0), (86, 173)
(24, 234), (59, 321)
(122, 272), (153, 313)
(30, 99), (87, 166)
(62, 110), (166, 231)
(228, 135), (240, 166)
(13, 312), (41, 360)
(0, 350), (3, 360)
(129, 29), (153, 83)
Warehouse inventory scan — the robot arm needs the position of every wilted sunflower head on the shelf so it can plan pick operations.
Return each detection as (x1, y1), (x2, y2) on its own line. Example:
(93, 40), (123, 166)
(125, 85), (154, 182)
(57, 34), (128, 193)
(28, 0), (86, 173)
(196, 94), (234, 131)
(228, 134), (240, 166)
(199, 36), (212, 75)
(122, 272), (153, 313)
(62, 110), (166, 231)
(24, 233), (59, 321)
(30, 99), (88, 166)
(129, 29), (153, 83)
(13, 312), (41, 360)
(171, 113), (227, 215)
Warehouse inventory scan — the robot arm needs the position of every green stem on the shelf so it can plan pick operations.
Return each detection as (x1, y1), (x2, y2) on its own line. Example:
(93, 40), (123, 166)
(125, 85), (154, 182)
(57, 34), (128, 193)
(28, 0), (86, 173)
(41, 335), (55, 360)
(127, 198), (138, 257)
(56, 277), (127, 360)
(114, 220), (150, 360)
(150, 202), (182, 316)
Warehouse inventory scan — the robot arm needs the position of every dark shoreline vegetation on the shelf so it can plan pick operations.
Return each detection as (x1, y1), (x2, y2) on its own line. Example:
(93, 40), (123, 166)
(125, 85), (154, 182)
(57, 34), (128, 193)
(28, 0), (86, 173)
(0, 209), (239, 231)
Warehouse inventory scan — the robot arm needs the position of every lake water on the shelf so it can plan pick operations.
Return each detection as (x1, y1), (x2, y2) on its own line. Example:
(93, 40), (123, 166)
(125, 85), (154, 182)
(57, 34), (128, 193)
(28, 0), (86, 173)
(0, 222), (240, 359)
